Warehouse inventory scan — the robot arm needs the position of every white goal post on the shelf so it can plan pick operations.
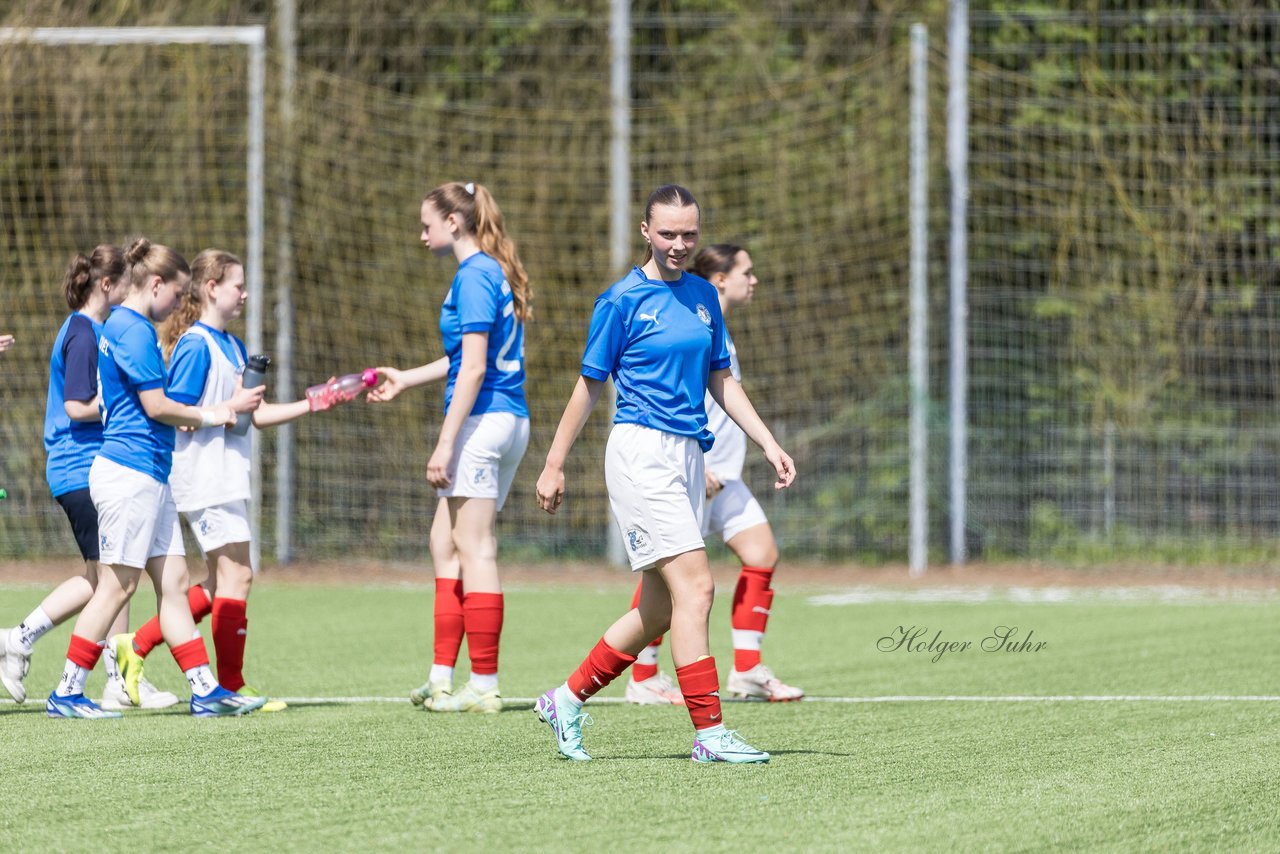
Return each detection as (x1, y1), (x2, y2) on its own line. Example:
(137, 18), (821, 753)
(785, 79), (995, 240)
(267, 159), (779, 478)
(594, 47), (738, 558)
(0, 25), (268, 569)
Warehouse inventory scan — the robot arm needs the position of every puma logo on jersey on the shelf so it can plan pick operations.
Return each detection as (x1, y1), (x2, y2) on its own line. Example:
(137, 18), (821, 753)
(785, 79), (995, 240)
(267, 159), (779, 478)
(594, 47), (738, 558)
(637, 311), (660, 325)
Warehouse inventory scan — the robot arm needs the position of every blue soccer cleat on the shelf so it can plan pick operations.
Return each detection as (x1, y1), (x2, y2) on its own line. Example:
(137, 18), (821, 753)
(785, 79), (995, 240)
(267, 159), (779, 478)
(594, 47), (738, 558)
(46, 692), (123, 720)
(190, 685), (268, 718)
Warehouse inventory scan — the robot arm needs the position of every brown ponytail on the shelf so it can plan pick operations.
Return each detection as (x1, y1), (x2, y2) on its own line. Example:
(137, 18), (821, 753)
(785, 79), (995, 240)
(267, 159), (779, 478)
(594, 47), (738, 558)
(424, 182), (533, 323)
(62, 244), (126, 310)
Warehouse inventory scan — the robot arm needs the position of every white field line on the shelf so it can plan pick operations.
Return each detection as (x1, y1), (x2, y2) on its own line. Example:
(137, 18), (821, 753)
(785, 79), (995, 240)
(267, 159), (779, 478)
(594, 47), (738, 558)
(263, 694), (1280, 705)
(808, 585), (1280, 606)
(7, 694), (1278, 707)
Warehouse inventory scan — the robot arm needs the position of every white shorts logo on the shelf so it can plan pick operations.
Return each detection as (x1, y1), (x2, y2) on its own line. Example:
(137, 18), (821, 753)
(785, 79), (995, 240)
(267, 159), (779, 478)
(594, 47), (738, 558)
(625, 527), (654, 557)
(696, 304), (712, 327)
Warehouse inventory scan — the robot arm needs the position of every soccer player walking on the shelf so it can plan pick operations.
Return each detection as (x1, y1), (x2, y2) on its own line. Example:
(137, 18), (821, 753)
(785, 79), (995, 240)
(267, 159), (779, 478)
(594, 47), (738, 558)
(370, 181), (532, 714)
(533, 185), (796, 763)
(112, 249), (333, 713)
(1, 247), (176, 710)
(44, 238), (266, 719)
(625, 244), (803, 705)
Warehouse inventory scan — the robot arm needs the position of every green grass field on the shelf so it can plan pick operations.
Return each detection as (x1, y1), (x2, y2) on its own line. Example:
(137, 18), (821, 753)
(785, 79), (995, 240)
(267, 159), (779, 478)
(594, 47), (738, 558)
(4, 574), (1280, 851)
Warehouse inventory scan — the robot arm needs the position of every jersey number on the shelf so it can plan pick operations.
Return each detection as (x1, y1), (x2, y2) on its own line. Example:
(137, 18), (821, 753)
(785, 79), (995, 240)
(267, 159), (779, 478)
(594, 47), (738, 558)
(496, 301), (523, 373)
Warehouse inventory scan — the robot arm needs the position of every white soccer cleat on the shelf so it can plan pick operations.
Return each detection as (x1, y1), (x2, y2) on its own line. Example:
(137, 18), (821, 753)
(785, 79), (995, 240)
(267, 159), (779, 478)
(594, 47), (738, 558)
(726, 664), (804, 702)
(137, 677), (181, 709)
(691, 726), (770, 764)
(624, 671), (685, 706)
(0, 627), (30, 704)
(100, 677), (132, 711)
(101, 675), (180, 711)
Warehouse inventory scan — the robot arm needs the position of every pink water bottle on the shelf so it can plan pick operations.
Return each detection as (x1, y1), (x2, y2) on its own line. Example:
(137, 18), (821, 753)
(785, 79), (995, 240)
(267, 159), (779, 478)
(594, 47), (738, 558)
(306, 368), (379, 412)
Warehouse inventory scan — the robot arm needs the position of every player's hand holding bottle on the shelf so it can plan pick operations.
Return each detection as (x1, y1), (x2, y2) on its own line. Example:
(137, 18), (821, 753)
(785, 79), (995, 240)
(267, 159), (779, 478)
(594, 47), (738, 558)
(365, 366), (405, 403)
(306, 369), (378, 412)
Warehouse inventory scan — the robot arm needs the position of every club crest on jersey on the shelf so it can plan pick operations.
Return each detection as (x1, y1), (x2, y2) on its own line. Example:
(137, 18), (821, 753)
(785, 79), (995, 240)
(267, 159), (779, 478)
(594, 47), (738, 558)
(625, 526), (654, 556)
(696, 304), (712, 327)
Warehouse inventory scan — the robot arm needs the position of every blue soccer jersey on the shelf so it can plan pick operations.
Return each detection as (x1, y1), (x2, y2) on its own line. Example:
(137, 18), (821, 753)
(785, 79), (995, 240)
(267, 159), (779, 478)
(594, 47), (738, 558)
(97, 306), (176, 482)
(582, 267), (731, 451)
(439, 252), (528, 417)
(168, 322), (247, 405)
(44, 313), (106, 497)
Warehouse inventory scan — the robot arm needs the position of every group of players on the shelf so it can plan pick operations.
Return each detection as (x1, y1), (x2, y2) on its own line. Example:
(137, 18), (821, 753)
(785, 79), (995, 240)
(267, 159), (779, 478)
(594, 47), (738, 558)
(1, 181), (800, 764)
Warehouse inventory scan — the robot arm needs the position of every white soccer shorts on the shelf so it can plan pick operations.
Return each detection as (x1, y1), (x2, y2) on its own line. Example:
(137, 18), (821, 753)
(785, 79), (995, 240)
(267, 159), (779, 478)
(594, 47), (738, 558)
(184, 499), (253, 555)
(605, 423), (706, 572)
(702, 477), (769, 542)
(89, 456), (184, 569)
(438, 412), (530, 511)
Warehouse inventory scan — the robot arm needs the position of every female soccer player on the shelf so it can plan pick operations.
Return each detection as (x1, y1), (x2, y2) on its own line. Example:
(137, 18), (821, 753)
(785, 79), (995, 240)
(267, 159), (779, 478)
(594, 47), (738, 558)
(625, 244), (803, 705)
(533, 185), (795, 763)
(44, 238), (266, 719)
(111, 249), (333, 713)
(1, 247), (176, 710)
(370, 180), (532, 714)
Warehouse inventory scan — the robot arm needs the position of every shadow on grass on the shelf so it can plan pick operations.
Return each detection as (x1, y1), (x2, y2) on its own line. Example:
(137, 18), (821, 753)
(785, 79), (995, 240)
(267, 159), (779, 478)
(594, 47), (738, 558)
(600, 748), (855, 761)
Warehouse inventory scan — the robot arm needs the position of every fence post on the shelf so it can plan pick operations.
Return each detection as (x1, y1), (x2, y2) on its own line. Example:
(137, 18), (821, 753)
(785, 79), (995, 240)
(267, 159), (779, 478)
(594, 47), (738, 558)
(948, 0), (970, 565)
(909, 23), (929, 577)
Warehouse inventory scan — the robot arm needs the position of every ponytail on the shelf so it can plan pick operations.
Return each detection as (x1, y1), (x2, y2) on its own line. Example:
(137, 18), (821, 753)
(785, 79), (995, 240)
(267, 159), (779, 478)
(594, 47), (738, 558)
(61, 254), (92, 310)
(61, 244), (126, 310)
(424, 181), (533, 323)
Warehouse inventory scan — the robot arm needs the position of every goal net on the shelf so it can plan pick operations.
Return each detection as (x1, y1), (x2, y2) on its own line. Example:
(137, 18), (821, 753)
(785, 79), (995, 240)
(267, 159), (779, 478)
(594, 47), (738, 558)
(0, 27), (262, 557)
(1, 17), (918, 565)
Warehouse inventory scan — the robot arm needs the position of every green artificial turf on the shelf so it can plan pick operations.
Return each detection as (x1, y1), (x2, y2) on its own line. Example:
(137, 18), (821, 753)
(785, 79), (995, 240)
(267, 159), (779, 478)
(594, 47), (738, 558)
(3, 579), (1279, 851)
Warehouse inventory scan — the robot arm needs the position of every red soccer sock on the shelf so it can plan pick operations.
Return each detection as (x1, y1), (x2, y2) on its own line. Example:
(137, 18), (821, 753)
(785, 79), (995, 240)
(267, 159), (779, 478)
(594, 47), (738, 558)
(433, 578), (465, 667)
(566, 638), (637, 703)
(629, 581), (663, 681)
(731, 566), (774, 672)
(462, 592), (504, 676)
(132, 585), (212, 658)
(211, 597), (248, 692)
(170, 637), (211, 672)
(676, 656), (723, 730)
(67, 633), (104, 669)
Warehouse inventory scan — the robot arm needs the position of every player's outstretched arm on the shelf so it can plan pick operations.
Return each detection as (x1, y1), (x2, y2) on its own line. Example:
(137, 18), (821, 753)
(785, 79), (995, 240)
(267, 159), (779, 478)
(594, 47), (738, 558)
(708, 369), (796, 491)
(367, 358), (449, 403)
(251, 399), (312, 428)
(139, 380), (263, 430)
(536, 375), (606, 514)
(0, 333), (14, 353)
